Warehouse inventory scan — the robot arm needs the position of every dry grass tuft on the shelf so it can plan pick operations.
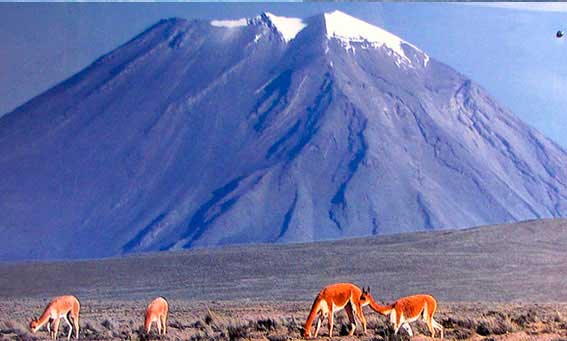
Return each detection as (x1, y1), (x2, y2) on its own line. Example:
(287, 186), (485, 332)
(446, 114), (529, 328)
(0, 320), (38, 341)
(255, 318), (278, 332)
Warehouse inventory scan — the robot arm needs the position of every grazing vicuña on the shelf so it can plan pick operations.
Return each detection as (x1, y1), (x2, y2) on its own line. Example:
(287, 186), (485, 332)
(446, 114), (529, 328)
(303, 283), (372, 338)
(29, 295), (80, 340)
(145, 297), (169, 335)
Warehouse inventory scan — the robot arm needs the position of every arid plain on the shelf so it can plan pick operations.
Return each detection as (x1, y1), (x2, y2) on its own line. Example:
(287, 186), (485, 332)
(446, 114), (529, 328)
(2, 219), (567, 340)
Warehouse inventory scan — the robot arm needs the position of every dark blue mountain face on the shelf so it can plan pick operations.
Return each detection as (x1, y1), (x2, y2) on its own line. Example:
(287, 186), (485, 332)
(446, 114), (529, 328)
(1, 12), (566, 260)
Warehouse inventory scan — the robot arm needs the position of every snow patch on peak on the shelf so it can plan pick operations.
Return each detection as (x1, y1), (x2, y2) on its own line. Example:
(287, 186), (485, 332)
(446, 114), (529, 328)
(423, 54), (430, 67)
(324, 10), (427, 67)
(264, 13), (306, 43)
(210, 13), (306, 43)
(210, 18), (248, 28)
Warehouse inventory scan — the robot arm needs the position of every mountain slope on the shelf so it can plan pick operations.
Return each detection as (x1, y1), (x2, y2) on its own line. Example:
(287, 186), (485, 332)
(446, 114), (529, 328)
(2, 219), (567, 302)
(1, 11), (566, 260)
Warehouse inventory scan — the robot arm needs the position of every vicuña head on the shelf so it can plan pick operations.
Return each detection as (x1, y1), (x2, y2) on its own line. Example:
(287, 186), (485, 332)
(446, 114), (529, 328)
(29, 318), (44, 333)
(303, 283), (371, 338)
(29, 295), (80, 340)
(359, 286), (372, 305)
(144, 296), (169, 335)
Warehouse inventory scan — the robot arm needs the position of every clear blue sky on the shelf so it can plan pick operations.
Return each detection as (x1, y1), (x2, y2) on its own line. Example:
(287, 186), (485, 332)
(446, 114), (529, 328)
(1, 2), (566, 147)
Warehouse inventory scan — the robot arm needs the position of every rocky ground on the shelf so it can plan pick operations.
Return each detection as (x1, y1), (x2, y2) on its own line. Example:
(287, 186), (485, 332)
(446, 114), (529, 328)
(2, 300), (567, 340)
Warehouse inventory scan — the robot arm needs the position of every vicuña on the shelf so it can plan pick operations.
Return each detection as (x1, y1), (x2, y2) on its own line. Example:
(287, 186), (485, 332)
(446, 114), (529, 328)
(303, 283), (372, 338)
(144, 297), (169, 335)
(369, 293), (444, 339)
(29, 295), (80, 340)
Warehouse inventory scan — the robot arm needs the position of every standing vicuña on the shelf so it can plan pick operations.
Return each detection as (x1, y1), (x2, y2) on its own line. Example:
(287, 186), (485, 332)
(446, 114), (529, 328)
(145, 297), (169, 335)
(369, 294), (444, 339)
(303, 283), (372, 338)
(29, 295), (80, 340)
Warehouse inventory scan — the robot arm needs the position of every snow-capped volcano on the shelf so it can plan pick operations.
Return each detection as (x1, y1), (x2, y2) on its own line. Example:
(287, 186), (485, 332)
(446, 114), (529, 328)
(0, 11), (566, 260)
(211, 10), (426, 66)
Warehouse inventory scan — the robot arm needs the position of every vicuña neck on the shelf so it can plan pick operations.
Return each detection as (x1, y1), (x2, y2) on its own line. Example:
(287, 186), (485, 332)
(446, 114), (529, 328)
(368, 298), (393, 315)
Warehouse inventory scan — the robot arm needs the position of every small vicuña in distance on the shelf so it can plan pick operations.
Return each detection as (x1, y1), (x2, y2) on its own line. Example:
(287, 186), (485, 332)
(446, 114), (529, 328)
(144, 296), (169, 336)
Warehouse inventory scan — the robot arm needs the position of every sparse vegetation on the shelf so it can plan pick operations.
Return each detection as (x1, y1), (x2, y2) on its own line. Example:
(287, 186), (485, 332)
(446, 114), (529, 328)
(3, 300), (567, 340)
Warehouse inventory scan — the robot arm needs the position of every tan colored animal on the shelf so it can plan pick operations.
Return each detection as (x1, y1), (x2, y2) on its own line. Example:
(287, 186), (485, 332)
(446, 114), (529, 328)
(303, 283), (373, 338)
(144, 297), (169, 335)
(29, 295), (80, 340)
(368, 294), (444, 339)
